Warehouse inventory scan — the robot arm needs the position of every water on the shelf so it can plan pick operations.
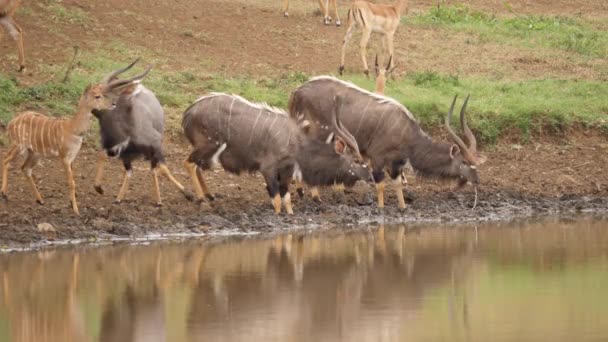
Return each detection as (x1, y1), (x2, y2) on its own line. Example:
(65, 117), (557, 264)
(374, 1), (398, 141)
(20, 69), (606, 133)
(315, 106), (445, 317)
(1, 217), (607, 342)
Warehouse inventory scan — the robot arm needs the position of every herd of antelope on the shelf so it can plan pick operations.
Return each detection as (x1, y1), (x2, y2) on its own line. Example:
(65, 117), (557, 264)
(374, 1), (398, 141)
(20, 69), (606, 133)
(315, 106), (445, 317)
(0, 0), (485, 216)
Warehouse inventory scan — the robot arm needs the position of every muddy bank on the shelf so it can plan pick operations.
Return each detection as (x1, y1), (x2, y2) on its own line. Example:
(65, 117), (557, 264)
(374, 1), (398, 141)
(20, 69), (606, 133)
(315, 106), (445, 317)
(1, 133), (608, 247)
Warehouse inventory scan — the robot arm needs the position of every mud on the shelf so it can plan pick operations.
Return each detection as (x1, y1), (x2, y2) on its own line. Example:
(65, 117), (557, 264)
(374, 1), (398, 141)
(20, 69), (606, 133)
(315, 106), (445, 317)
(1, 133), (607, 247)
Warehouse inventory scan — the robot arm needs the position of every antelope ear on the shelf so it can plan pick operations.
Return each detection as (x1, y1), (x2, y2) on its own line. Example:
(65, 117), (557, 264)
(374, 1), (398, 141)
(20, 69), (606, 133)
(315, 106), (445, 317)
(449, 144), (460, 159)
(334, 137), (346, 155)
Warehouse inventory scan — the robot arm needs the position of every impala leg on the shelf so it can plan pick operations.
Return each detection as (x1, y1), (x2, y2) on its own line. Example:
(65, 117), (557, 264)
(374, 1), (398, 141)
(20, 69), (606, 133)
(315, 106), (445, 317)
(116, 164), (132, 204)
(62, 159), (79, 215)
(184, 160), (205, 202)
(332, 0), (341, 26)
(282, 0), (289, 16)
(386, 33), (395, 70)
(339, 22), (355, 75)
(1, 145), (18, 199)
(318, 0), (329, 24)
(94, 151), (107, 195)
(22, 151), (43, 205)
(360, 28), (372, 76)
(0, 17), (25, 72)
(158, 163), (194, 201)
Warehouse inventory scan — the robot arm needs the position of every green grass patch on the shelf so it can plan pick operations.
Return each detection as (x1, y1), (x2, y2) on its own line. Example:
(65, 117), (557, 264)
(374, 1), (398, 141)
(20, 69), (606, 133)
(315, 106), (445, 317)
(1, 47), (606, 145)
(408, 4), (608, 57)
(42, 1), (92, 25)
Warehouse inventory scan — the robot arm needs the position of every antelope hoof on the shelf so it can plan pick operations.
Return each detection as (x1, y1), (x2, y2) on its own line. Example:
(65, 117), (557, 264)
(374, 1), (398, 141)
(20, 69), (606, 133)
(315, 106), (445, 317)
(335, 20), (341, 27)
(339, 65), (345, 75)
(18, 65), (25, 73)
(154, 202), (163, 208)
(283, 11), (289, 17)
(183, 190), (195, 202)
(114, 199), (122, 205)
(36, 199), (44, 205)
(312, 196), (322, 203)
(297, 188), (304, 198)
(205, 194), (215, 201)
(1, 192), (7, 201)
(324, 18), (331, 25)
(364, 69), (370, 77)
(94, 185), (104, 195)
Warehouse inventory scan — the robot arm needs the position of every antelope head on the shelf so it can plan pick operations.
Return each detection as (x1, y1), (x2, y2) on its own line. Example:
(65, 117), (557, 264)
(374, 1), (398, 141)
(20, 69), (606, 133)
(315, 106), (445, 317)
(445, 95), (486, 187)
(100, 58), (153, 102)
(374, 55), (396, 95)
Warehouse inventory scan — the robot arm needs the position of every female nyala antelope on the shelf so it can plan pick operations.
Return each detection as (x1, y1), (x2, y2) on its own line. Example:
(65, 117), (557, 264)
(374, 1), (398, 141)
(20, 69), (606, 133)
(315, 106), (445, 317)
(92, 59), (193, 206)
(339, 0), (408, 76)
(182, 93), (372, 214)
(0, 0), (25, 71)
(1, 83), (115, 214)
(282, 0), (341, 26)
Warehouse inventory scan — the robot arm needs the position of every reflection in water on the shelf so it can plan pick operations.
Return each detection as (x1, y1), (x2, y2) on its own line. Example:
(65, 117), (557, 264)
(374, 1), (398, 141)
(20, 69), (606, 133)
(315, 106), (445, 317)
(0, 217), (607, 341)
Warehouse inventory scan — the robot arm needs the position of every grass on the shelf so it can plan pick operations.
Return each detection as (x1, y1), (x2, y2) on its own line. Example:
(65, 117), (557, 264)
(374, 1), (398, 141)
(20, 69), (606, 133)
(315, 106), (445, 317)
(1, 45), (606, 145)
(43, 1), (92, 26)
(408, 4), (608, 58)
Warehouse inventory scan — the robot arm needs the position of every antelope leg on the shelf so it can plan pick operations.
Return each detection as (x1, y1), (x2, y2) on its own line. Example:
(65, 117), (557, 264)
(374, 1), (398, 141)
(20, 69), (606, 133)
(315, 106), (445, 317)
(22, 152), (43, 205)
(152, 167), (162, 206)
(62, 159), (79, 215)
(394, 175), (406, 209)
(1, 145), (19, 198)
(158, 163), (194, 201)
(184, 160), (205, 201)
(116, 169), (132, 203)
(376, 181), (385, 209)
(94, 151), (107, 195)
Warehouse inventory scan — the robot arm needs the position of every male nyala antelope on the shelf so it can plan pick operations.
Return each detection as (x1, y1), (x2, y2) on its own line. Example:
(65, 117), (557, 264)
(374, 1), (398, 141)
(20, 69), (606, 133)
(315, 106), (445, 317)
(1, 83), (116, 214)
(289, 76), (485, 209)
(182, 93), (372, 214)
(92, 59), (193, 206)
(374, 55), (395, 95)
(282, 0), (341, 26)
(0, 0), (25, 71)
(339, 0), (408, 76)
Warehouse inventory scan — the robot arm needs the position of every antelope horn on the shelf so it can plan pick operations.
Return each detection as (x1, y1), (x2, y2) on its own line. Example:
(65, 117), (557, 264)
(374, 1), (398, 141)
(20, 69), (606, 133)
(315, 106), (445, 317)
(385, 55), (393, 71)
(102, 58), (140, 84)
(445, 96), (478, 165)
(333, 96), (361, 158)
(106, 65), (153, 91)
(375, 55), (379, 69)
(459, 95), (477, 156)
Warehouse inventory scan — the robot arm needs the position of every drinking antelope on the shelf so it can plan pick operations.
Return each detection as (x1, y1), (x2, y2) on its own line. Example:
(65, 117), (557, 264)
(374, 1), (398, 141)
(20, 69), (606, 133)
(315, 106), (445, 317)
(1, 82), (116, 214)
(182, 93), (372, 215)
(92, 59), (193, 206)
(0, 0), (25, 71)
(339, 0), (408, 76)
(289, 76), (485, 209)
(374, 55), (395, 95)
(282, 0), (341, 26)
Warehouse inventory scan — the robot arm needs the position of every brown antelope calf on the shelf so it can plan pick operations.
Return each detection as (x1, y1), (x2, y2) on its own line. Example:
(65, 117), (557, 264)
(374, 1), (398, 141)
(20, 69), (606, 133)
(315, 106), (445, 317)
(0, 0), (25, 71)
(339, 0), (408, 76)
(282, 0), (341, 26)
(1, 83), (115, 214)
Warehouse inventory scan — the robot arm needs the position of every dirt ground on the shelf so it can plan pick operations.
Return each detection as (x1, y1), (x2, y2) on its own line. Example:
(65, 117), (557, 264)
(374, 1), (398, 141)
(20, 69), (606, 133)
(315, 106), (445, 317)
(0, 0), (607, 247)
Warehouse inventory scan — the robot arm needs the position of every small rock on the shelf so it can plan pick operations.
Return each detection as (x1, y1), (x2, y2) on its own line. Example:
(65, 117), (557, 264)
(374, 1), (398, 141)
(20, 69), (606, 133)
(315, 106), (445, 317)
(37, 222), (55, 232)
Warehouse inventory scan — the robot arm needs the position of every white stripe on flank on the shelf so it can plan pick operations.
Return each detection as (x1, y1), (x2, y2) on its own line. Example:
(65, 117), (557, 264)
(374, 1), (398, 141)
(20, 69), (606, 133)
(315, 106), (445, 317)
(355, 98), (372, 135)
(195, 92), (286, 116)
(211, 143), (227, 168)
(248, 108), (263, 145)
(308, 75), (417, 122)
(227, 97), (236, 141)
(27, 115), (33, 149)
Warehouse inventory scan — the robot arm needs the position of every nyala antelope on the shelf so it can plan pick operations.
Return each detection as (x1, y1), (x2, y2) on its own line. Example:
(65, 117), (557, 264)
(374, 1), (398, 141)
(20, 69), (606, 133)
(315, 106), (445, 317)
(289, 76), (485, 209)
(0, 0), (25, 71)
(182, 93), (372, 215)
(1, 82), (116, 214)
(339, 0), (408, 76)
(282, 0), (341, 26)
(92, 59), (193, 206)
(374, 54), (395, 95)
